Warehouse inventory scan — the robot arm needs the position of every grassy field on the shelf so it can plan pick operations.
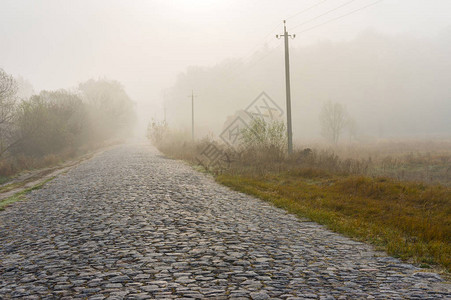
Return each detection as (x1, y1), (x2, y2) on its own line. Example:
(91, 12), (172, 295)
(216, 171), (451, 272)
(151, 130), (451, 273)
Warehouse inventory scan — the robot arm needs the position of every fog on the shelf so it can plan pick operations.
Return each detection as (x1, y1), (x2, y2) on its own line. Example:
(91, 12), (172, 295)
(165, 29), (451, 142)
(1, 0), (450, 142)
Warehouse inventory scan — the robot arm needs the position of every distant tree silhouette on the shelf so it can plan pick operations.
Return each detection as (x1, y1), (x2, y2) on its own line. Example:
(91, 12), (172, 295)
(319, 101), (349, 145)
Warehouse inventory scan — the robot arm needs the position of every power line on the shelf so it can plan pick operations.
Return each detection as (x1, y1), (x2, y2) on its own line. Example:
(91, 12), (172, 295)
(230, 0), (330, 73)
(210, 24), (281, 84)
(289, 0), (358, 31)
(194, 41), (282, 95)
(236, 23), (280, 67)
(230, 0), (382, 78)
(286, 0), (329, 20)
(178, 0), (383, 97)
(294, 0), (384, 35)
(226, 42), (283, 81)
(200, 42), (282, 97)
(239, 38), (281, 67)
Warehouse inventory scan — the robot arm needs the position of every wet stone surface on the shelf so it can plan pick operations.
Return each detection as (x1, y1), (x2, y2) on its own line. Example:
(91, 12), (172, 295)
(1, 143), (450, 299)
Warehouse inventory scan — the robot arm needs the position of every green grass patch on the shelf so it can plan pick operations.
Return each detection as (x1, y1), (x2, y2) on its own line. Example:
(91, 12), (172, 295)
(0, 181), (24, 193)
(0, 176), (10, 185)
(0, 193), (25, 211)
(0, 177), (55, 211)
(216, 172), (451, 272)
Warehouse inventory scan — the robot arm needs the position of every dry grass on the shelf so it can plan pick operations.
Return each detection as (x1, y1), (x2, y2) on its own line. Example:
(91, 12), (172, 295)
(158, 135), (451, 186)
(152, 133), (451, 272)
(312, 139), (451, 186)
(217, 173), (451, 272)
(0, 177), (55, 211)
(0, 140), (119, 182)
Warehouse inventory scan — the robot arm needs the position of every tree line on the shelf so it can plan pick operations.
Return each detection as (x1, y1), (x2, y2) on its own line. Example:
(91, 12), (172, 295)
(0, 68), (135, 176)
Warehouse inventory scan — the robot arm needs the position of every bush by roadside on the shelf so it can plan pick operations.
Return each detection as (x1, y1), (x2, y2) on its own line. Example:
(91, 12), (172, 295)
(0, 68), (135, 181)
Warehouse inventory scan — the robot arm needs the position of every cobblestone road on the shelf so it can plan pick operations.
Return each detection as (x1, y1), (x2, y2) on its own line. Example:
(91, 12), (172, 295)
(1, 143), (450, 299)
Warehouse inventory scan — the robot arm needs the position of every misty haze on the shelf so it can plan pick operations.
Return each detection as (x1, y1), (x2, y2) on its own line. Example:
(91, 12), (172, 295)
(1, 1), (450, 299)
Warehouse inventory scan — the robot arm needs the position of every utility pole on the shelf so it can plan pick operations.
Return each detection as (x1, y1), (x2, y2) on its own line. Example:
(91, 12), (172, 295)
(163, 101), (167, 124)
(277, 20), (295, 155)
(189, 90), (196, 141)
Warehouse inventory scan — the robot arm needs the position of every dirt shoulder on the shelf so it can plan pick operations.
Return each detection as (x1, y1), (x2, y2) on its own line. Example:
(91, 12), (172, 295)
(0, 145), (118, 202)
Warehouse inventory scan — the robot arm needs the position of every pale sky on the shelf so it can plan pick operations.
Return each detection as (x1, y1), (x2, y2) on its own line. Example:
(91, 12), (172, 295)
(1, 0), (450, 132)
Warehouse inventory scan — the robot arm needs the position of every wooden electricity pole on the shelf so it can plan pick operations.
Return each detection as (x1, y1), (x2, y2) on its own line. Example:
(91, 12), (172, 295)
(189, 90), (196, 141)
(277, 20), (295, 154)
(163, 103), (166, 123)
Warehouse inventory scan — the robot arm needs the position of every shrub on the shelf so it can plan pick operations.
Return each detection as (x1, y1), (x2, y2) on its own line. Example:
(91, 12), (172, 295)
(240, 118), (287, 163)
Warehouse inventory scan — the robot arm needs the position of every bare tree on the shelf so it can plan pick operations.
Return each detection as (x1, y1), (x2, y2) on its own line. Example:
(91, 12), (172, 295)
(0, 68), (18, 156)
(319, 101), (349, 145)
(14, 76), (34, 99)
(346, 116), (359, 143)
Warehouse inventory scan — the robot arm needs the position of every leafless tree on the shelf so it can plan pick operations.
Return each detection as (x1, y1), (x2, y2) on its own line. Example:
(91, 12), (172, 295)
(0, 68), (18, 156)
(319, 101), (349, 145)
(346, 116), (359, 143)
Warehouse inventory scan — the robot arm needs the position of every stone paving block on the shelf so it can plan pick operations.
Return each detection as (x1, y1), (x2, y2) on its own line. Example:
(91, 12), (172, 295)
(0, 143), (450, 299)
